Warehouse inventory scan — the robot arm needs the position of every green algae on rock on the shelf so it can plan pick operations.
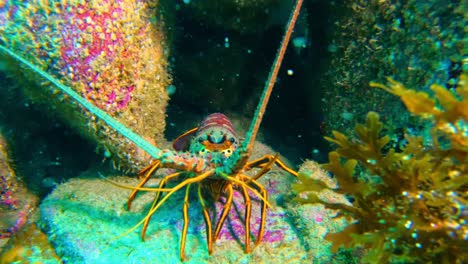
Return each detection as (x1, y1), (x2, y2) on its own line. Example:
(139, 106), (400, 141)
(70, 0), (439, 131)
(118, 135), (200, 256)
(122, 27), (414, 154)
(322, 0), (464, 141)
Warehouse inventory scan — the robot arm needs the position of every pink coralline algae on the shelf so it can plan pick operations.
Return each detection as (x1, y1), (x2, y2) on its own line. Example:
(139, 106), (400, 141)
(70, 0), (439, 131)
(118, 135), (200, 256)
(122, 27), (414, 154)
(314, 212), (324, 223)
(213, 189), (288, 244)
(1, 1), (139, 113)
(1, 189), (18, 209)
(60, 3), (136, 112)
(1, 1), (172, 172)
(1, 204), (32, 239)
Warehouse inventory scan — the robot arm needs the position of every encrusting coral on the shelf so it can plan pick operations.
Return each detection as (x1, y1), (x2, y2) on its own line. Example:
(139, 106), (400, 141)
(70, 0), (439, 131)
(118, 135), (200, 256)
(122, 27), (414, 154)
(293, 74), (467, 263)
(0, 1), (172, 172)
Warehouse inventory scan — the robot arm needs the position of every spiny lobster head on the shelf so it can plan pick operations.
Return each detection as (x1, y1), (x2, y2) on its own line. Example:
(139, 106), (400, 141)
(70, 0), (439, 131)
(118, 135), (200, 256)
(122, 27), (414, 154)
(172, 113), (239, 164)
(191, 113), (239, 158)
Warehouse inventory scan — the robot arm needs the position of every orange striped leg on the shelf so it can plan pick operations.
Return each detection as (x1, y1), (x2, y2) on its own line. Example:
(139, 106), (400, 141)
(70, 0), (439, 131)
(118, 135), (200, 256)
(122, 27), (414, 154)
(240, 174), (267, 248)
(139, 160), (161, 178)
(128, 160), (161, 210)
(245, 154), (277, 181)
(250, 179), (267, 248)
(119, 171), (214, 243)
(240, 184), (252, 253)
(141, 172), (182, 239)
(198, 184), (213, 254)
(245, 154), (298, 179)
(180, 184), (192, 262)
(213, 183), (234, 243)
(241, 155), (296, 248)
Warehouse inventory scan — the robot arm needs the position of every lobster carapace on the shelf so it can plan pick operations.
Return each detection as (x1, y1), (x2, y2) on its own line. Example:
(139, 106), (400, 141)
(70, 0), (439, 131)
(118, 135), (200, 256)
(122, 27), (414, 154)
(173, 113), (239, 163)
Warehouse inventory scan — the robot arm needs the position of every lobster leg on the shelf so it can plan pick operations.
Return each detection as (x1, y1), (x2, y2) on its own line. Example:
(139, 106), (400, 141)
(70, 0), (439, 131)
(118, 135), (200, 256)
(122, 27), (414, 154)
(245, 154), (298, 179)
(213, 183), (234, 243)
(119, 171), (214, 242)
(198, 184), (213, 254)
(239, 174), (268, 249)
(180, 184), (192, 261)
(139, 160), (161, 179)
(141, 171), (182, 239)
(242, 154), (297, 246)
(246, 154), (278, 182)
(245, 154), (295, 249)
(128, 160), (161, 210)
(198, 184), (213, 255)
(247, 177), (267, 248)
(239, 184), (252, 253)
(242, 154), (296, 247)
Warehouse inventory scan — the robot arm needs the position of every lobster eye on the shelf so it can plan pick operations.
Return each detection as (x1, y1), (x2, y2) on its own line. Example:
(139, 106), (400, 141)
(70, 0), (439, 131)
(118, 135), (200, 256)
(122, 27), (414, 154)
(198, 137), (204, 143)
(229, 137), (236, 143)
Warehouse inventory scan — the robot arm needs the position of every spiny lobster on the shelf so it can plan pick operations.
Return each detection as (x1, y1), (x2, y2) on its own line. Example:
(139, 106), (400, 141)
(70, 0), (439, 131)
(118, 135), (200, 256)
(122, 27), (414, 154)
(0, 0), (303, 261)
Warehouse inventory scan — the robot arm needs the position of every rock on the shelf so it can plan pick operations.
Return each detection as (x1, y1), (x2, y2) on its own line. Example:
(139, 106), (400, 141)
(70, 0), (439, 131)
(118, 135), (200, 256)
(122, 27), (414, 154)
(0, 133), (38, 252)
(40, 143), (348, 263)
(0, 1), (172, 172)
(0, 224), (61, 264)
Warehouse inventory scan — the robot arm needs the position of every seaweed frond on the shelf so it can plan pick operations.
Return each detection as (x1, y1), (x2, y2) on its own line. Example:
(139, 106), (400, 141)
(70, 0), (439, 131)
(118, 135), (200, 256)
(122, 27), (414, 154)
(294, 75), (468, 263)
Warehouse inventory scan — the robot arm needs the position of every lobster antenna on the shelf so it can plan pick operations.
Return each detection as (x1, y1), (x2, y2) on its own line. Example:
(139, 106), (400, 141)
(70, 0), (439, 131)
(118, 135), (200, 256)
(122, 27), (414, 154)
(241, 0), (303, 155)
(0, 45), (163, 159)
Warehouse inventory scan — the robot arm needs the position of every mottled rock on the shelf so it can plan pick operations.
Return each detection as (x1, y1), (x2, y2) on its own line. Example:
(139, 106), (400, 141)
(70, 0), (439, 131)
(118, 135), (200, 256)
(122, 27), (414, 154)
(39, 143), (348, 263)
(0, 1), (172, 172)
(0, 224), (61, 264)
(0, 133), (38, 251)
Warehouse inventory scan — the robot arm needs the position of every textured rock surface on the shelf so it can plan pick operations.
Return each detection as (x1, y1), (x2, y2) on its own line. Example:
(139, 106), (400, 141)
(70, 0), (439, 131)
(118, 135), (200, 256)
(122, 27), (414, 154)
(0, 1), (172, 172)
(0, 133), (38, 251)
(322, 0), (464, 139)
(39, 143), (349, 263)
(0, 224), (61, 264)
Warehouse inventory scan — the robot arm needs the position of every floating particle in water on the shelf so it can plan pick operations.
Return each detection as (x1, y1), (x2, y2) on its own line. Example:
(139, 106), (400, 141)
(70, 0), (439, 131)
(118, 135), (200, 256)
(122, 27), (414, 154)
(327, 43), (338, 53)
(341, 111), (353, 121)
(292, 36), (308, 54)
(292, 36), (307, 49)
(41, 177), (57, 189)
(166, 85), (176, 96)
